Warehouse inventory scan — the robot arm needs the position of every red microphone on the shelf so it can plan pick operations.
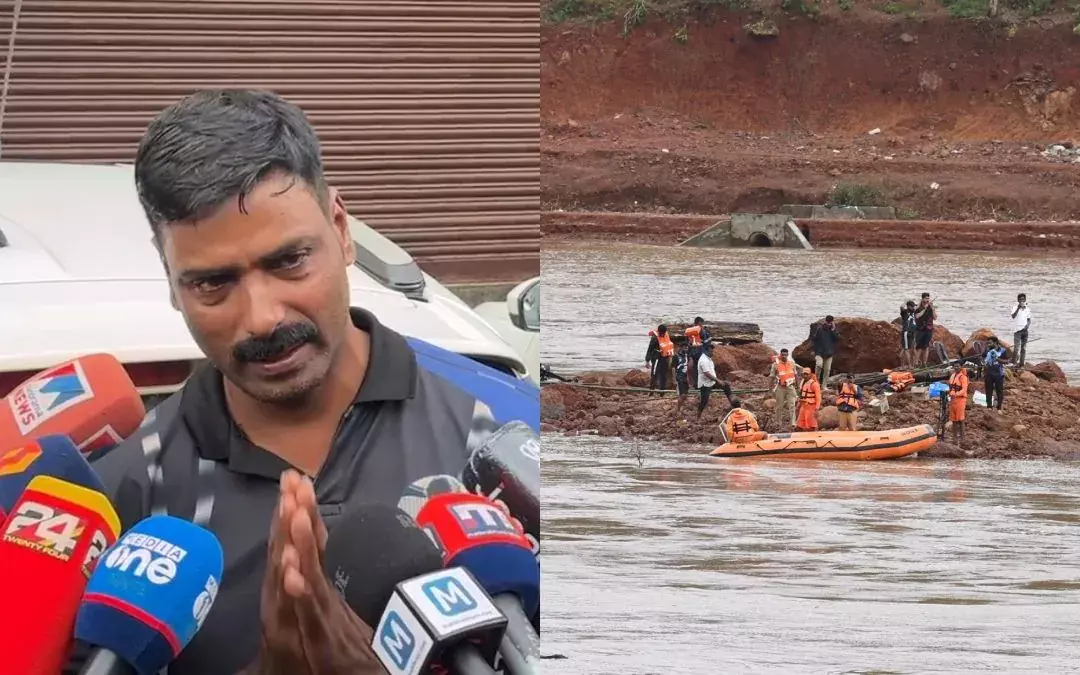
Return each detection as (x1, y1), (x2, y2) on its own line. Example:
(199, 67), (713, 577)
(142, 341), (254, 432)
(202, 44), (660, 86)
(0, 474), (121, 674)
(1, 354), (146, 456)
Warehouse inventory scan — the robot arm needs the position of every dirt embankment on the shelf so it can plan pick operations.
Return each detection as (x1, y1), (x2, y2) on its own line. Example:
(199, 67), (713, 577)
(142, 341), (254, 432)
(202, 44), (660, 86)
(541, 317), (1080, 460)
(541, 9), (1080, 231)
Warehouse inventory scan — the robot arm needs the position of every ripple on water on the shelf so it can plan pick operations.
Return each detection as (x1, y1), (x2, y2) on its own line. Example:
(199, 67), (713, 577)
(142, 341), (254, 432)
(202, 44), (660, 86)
(542, 434), (1080, 673)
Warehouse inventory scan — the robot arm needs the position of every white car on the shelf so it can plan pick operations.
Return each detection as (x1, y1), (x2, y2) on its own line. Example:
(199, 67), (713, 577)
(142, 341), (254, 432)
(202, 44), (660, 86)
(0, 161), (536, 407)
(473, 276), (539, 384)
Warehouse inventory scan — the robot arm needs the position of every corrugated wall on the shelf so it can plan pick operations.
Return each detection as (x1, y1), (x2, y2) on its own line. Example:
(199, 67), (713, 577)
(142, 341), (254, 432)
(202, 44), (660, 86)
(0, 0), (539, 284)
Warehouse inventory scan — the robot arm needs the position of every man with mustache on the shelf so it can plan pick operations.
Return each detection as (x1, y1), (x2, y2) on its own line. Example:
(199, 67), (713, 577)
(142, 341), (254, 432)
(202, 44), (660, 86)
(68, 90), (536, 674)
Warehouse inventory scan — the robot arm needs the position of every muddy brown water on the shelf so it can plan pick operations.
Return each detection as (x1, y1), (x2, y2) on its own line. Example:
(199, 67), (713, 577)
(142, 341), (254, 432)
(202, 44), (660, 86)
(541, 242), (1080, 672)
(542, 434), (1080, 673)
(541, 242), (1080, 381)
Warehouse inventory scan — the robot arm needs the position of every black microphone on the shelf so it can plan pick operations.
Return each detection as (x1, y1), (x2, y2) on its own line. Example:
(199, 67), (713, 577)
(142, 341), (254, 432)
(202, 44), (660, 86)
(322, 504), (508, 675)
(460, 421), (540, 555)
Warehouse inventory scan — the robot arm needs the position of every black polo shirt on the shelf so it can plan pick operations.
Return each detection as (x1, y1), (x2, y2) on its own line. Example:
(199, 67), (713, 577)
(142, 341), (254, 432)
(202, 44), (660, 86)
(68, 308), (503, 674)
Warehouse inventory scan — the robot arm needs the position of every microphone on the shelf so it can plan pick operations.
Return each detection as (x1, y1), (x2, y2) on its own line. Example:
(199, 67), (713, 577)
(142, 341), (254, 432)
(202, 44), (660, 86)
(0, 475), (121, 675)
(1, 354), (146, 456)
(416, 492), (541, 674)
(0, 434), (107, 517)
(322, 504), (508, 675)
(74, 514), (225, 675)
(460, 421), (540, 556)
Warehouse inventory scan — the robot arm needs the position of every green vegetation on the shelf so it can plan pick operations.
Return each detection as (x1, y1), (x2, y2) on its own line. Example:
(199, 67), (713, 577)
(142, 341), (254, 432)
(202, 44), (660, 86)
(541, 0), (1069, 23)
(827, 183), (886, 207)
(941, 0), (1054, 17)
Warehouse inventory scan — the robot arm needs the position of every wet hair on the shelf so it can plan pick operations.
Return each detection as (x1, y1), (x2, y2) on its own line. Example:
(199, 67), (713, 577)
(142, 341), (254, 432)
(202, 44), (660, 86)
(134, 89), (329, 241)
(825, 315), (834, 322)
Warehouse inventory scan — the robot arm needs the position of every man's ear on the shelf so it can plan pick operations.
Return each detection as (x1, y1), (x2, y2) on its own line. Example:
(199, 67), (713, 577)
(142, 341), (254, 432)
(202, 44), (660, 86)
(328, 187), (355, 266)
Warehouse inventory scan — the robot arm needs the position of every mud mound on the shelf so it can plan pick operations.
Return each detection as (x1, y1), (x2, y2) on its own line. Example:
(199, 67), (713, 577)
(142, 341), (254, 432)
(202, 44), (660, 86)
(790, 317), (964, 375)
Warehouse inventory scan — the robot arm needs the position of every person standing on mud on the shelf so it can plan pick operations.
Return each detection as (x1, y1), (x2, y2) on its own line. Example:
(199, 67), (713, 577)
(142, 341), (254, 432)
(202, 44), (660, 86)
(1011, 293), (1032, 369)
(811, 315), (839, 388)
(696, 342), (733, 418)
(673, 341), (692, 415)
(983, 336), (1008, 411)
(948, 362), (970, 447)
(650, 325), (675, 392)
(835, 373), (863, 431)
(914, 292), (937, 367)
(684, 316), (708, 388)
(645, 329), (660, 389)
(769, 348), (799, 432)
(899, 299), (917, 367)
(796, 367), (821, 431)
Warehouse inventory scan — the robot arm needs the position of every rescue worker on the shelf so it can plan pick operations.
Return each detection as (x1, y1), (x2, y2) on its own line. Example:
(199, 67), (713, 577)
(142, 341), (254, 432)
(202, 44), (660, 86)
(720, 398), (767, 444)
(811, 315), (839, 388)
(948, 361), (969, 447)
(983, 336), (1007, 411)
(652, 325), (675, 393)
(673, 341), (691, 416)
(685, 316), (708, 388)
(835, 373), (863, 431)
(914, 292), (937, 367)
(645, 329), (660, 389)
(796, 367), (821, 431)
(769, 348), (799, 432)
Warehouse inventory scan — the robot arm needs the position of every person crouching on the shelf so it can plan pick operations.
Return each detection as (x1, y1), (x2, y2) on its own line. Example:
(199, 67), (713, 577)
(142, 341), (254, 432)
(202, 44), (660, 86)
(720, 399), (768, 444)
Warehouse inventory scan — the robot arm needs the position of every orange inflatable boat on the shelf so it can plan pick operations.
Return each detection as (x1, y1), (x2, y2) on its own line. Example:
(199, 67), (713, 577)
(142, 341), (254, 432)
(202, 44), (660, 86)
(708, 424), (938, 460)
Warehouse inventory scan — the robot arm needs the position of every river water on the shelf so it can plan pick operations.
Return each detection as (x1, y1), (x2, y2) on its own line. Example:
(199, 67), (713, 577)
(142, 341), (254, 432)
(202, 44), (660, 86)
(541, 242), (1080, 673)
(541, 242), (1080, 381)
(542, 434), (1080, 674)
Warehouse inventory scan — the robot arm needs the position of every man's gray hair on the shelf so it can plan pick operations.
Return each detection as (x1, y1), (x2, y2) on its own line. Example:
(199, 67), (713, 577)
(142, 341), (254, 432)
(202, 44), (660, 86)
(134, 89), (328, 239)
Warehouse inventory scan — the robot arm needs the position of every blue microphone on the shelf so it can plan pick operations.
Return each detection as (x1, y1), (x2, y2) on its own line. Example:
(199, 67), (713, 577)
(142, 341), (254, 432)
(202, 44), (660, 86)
(74, 515), (224, 675)
(0, 434), (105, 517)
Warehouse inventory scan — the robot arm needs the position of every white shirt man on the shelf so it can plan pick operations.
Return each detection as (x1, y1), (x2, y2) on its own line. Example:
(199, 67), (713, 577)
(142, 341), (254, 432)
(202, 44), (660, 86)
(695, 348), (720, 419)
(1011, 294), (1032, 367)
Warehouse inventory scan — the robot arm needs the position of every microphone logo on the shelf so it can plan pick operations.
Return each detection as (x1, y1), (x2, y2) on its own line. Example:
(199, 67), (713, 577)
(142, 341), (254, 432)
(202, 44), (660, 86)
(519, 437), (540, 463)
(3, 500), (85, 561)
(81, 528), (110, 578)
(0, 443), (43, 477)
(192, 575), (219, 628)
(449, 502), (517, 539)
(420, 576), (478, 617)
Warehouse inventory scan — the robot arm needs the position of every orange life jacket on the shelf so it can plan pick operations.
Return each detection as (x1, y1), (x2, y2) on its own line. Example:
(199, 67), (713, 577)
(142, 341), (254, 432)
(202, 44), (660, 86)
(949, 369), (968, 398)
(836, 381), (861, 410)
(685, 325), (703, 347)
(774, 357), (796, 387)
(726, 408), (760, 436)
(887, 370), (916, 391)
(657, 333), (674, 358)
(799, 378), (820, 404)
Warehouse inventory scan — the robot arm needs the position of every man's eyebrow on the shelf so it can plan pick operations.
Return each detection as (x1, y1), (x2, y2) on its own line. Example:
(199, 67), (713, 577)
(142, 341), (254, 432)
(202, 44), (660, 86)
(258, 236), (318, 265)
(176, 237), (319, 284)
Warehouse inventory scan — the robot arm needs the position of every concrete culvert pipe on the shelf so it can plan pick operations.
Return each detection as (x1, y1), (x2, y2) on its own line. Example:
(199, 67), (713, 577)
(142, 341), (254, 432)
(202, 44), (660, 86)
(748, 232), (773, 247)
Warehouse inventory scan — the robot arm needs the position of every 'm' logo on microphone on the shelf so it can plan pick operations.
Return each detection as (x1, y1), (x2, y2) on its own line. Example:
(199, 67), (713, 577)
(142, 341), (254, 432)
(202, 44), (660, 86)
(450, 502), (516, 538)
(421, 576), (478, 617)
(8, 361), (94, 434)
(378, 611), (417, 670)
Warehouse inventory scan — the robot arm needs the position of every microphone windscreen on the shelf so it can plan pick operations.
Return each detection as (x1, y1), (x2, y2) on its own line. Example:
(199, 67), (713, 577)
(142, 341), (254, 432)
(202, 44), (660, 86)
(322, 504), (444, 625)
(75, 515), (224, 675)
(0, 434), (105, 515)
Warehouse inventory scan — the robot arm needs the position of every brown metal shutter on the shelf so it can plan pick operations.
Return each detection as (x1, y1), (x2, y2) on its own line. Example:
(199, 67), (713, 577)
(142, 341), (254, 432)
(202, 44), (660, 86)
(0, 0), (539, 284)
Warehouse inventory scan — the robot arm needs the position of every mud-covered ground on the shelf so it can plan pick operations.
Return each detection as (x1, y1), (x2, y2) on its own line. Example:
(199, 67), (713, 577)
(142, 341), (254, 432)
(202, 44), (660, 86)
(541, 366), (1080, 459)
(542, 9), (1080, 241)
